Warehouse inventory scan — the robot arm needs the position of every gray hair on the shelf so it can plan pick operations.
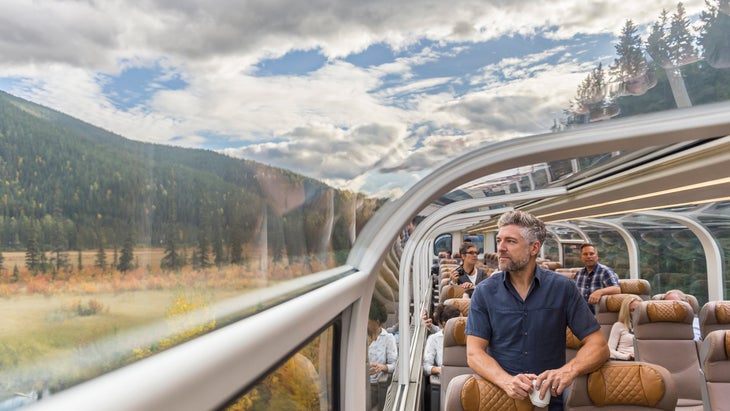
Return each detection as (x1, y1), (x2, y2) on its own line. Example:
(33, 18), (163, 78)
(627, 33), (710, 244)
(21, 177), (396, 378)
(497, 210), (547, 245)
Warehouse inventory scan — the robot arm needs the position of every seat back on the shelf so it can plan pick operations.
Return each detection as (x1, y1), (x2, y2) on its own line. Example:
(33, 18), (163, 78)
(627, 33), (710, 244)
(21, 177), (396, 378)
(596, 294), (635, 341)
(699, 330), (730, 411)
(699, 301), (730, 340)
(619, 279), (652, 300)
(444, 298), (470, 317)
(444, 374), (535, 411)
(441, 317), (472, 410)
(652, 292), (700, 315)
(566, 327), (584, 362)
(440, 284), (466, 303)
(565, 360), (677, 410)
(633, 300), (702, 407)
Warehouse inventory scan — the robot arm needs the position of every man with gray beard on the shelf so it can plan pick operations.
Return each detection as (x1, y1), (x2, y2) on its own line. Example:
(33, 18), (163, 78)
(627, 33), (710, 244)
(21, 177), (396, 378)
(465, 210), (608, 411)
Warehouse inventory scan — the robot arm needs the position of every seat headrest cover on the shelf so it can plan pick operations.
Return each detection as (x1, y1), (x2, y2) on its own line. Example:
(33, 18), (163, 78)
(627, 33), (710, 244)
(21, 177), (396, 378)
(461, 376), (533, 411)
(445, 298), (470, 317)
(620, 279), (649, 295)
(716, 302), (730, 324)
(606, 294), (630, 312)
(587, 363), (665, 407)
(453, 317), (467, 346)
(647, 301), (689, 322)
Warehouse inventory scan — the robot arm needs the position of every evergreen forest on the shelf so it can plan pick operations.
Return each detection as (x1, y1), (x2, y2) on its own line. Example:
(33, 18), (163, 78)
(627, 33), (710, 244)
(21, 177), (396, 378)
(0, 90), (382, 276)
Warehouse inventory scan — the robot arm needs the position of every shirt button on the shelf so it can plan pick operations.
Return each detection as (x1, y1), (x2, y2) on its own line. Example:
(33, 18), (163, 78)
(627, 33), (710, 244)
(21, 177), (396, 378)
(524, 332), (528, 336)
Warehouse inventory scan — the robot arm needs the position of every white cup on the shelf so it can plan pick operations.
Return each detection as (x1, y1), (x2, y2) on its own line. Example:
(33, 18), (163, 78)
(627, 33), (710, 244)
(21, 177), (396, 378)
(529, 379), (550, 408)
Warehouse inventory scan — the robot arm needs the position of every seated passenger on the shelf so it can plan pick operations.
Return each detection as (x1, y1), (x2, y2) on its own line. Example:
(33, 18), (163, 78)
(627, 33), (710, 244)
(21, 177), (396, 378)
(422, 310), (440, 334)
(608, 295), (642, 360)
(449, 243), (487, 297)
(368, 298), (398, 384)
(662, 289), (701, 340)
(422, 304), (462, 377)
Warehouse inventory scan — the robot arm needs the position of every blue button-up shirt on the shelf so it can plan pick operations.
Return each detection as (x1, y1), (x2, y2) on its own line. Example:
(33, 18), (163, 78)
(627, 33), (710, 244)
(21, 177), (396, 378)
(466, 266), (599, 375)
(573, 262), (620, 313)
(466, 266), (599, 411)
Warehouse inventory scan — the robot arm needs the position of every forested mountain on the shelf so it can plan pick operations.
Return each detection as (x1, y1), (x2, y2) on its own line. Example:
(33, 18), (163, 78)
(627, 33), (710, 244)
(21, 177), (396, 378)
(0, 90), (381, 269)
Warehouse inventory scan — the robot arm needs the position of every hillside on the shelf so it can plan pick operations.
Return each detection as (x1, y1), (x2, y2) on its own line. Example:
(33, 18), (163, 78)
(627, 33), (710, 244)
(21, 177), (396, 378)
(0, 90), (380, 268)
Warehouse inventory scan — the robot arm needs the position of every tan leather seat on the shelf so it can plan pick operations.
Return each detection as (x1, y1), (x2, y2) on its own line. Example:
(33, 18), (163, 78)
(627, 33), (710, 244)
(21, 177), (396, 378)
(595, 294), (636, 341)
(444, 298), (470, 317)
(566, 327), (584, 362)
(633, 300), (702, 410)
(440, 284), (466, 303)
(444, 374), (536, 411)
(555, 268), (579, 279)
(652, 292), (700, 315)
(698, 300), (730, 340)
(441, 317), (473, 410)
(565, 360), (677, 410)
(699, 329), (730, 411)
(619, 279), (652, 300)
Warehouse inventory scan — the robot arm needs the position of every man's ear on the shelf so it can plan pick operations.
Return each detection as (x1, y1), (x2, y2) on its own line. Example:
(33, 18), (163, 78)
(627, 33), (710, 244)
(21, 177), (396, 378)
(530, 241), (541, 256)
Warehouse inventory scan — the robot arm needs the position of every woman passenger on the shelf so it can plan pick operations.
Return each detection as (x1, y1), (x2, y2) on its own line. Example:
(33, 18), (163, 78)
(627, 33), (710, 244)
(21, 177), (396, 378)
(422, 304), (462, 377)
(368, 298), (398, 384)
(608, 295), (642, 360)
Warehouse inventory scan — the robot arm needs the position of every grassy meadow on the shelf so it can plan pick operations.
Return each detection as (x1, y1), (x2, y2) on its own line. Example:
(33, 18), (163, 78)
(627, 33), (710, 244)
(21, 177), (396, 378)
(0, 247), (328, 400)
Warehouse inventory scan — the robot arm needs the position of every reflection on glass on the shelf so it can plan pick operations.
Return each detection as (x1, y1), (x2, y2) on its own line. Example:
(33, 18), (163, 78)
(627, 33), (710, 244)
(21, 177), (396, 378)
(631, 228), (708, 305)
(226, 325), (334, 410)
(584, 229), (630, 279)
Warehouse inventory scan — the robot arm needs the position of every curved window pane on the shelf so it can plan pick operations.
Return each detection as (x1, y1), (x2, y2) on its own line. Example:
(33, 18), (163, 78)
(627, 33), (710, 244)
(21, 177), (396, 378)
(225, 325), (335, 410)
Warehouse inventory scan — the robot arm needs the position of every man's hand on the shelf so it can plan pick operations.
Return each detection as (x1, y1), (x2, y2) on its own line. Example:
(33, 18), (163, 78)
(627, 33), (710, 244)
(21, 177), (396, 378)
(535, 365), (577, 398)
(501, 373), (537, 400)
(587, 290), (602, 304)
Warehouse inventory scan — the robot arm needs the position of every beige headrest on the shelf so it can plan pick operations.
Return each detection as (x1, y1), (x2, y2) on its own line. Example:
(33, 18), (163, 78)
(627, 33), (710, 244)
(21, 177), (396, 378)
(461, 376), (533, 411)
(606, 294), (631, 312)
(647, 301), (689, 322)
(620, 279), (650, 296)
(716, 302), (730, 324)
(445, 298), (470, 317)
(452, 317), (468, 346)
(588, 363), (665, 407)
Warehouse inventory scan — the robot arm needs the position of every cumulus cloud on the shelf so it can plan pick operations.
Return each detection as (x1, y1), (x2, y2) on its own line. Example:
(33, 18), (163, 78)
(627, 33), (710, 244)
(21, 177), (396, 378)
(0, 0), (707, 197)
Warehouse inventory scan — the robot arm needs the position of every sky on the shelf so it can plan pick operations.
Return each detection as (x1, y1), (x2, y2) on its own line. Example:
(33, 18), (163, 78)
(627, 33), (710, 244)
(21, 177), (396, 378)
(0, 0), (707, 198)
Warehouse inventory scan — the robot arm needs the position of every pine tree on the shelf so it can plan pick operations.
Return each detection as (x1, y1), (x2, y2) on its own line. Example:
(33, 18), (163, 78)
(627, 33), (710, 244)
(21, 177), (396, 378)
(668, 2), (700, 66)
(95, 241), (107, 270)
(161, 169), (184, 271)
(25, 227), (41, 274)
(610, 20), (655, 96)
(117, 233), (134, 272)
(647, 10), (671, 68)
(698, 0), (730, 68)
(646, 5), (693, 107)
(51, 186), (68, 275)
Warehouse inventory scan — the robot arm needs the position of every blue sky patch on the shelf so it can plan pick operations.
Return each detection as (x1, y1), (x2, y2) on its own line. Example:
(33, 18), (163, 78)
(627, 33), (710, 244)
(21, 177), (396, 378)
(345, 42), (398, 68)
(0, 77), (17, 92)
(99, 64), (187, 111)
(255, 48), (328, 76)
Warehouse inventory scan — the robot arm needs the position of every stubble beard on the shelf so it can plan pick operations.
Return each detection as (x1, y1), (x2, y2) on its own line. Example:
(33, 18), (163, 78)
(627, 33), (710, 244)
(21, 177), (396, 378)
(499, 253), (530, 272)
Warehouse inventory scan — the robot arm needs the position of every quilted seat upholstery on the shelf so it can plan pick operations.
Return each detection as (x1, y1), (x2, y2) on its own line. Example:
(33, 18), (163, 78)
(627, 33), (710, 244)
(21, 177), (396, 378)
(444, 374), (536, 411)
(565, 361), (677, 410)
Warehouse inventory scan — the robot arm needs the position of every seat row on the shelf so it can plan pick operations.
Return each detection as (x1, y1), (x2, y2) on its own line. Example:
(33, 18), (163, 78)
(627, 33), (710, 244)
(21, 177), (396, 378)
(441, 299), (730, 410)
